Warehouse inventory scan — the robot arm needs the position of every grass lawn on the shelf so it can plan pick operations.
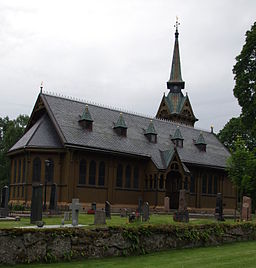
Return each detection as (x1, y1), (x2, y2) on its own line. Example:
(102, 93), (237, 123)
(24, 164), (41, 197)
(0, 213), (235, 228)
(5, 241), (256, 268)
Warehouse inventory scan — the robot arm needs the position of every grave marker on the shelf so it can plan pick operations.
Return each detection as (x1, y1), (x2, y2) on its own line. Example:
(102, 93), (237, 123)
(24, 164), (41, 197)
(173, 189), (189, 223)
(94, 209), (106, 225)
(69, 198), (82, 226)
(164, 196), (170, 212)
(242, 196), (252, 221)
(105, 201), (111, 219)
(142, 202), (150, 221)
(0, 186), (9, 217)
(30, 184), (43, 224)
(49, 183), (58, 212)
(215, 193), (224, 221)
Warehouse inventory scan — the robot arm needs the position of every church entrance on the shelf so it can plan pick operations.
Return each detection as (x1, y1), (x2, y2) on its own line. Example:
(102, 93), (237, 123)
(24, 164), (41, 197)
(165, 171), (182, 209)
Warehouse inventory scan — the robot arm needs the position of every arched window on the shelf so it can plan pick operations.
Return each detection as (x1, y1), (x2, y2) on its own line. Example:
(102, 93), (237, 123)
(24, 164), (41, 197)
(149, 175), (153, 189)
(22, 185), (24, 198)
(154, 174), (157, 189)
(208, 175), (212, 194)
(13, 160), (17, 183)
(98, 161), (105, 186)
(190, 176), (195, 193)
(32, 157), (41, 182)
(18, 160), (21, 183)
(116, 164), (123, 187)
(133, 166), (139, 189)
(214, 175), (218, 194)
(89, 160), (96, 185)
(202, 174), (207, 194)
(125, 165), (131, 188)
(17, 186), (20, 197)
(184, 177), (188, 190)
(12, 186), (16, 198)
(22, 158), (26, 182)
(45, 159), (54, 183)
(79, 159), (87, 184)
(159, 174), (164, 189)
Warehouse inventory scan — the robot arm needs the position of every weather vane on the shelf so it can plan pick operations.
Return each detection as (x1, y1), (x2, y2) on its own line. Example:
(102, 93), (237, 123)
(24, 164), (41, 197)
(174, 16), (180, 32)
(40, 81), (43, 93)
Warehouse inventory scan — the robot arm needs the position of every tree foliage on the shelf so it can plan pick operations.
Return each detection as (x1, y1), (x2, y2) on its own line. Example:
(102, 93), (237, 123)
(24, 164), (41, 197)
(0, 115), (29, 187)
(233, 21), (256, 136)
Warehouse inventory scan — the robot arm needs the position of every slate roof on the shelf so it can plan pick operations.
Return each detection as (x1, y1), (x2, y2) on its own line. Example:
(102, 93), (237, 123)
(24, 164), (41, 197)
(10, 93), (230, 170)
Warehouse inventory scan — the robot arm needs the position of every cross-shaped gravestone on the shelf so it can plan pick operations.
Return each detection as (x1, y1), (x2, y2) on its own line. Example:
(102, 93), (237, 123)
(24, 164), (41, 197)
(69, 198), (82, 226)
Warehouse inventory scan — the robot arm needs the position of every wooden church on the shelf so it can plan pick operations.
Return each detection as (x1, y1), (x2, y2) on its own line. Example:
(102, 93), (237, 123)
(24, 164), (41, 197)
(7, 23), (236, 210)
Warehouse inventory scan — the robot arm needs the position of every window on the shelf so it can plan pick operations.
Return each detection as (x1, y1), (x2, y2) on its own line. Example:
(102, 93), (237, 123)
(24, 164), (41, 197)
(79, 159), (87, 184)
(190, 176), (195, 193)
(154, 174), (157, 189)
(145, 178), (148, 189)
(159, 175), (164, 189)
(45, 159), (54, 183)
(116, 164), (123, 187)
(18, 160), (21, 183)
(32, 157), (41, 182)
(14, 160), (17, 183)
(184, 177), (188, 190)
(208, 175), (212, 194)
(17, 186), (20, 197)
(89, 160), (96, 185)
(214, 175), (218, 194)
(133, 166), (139, 189)
(125, 165), (131, 188)
(202, 174), (207, 194)
(22, 185), (24, 197)
(12, 186), (15, 198)
(149, 175), (153, 189)
(22, 158), (26, 182)
(98, 161), (105, 186)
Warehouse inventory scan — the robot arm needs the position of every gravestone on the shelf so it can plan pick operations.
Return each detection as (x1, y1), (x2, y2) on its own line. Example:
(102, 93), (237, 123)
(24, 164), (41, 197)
(164, 196), (170, 212)
(120, 208), (127, 217)
(0, 186), (9, 217)
(91, 202), (96, 211)
(69, 198), (82, 226)
(63, 211), (70, 221)
(30, 184), (43, 224)
(142, 202), (150, 221)
(49, 183), (58, 212)
(215, 193), (224, 221)
(128, 212), (136, 222)
(173, 189), (189, 223)
(105, 201), (111, 219)
(138, 197), (143, 215)
(94, 209), (106, 225)
(241, 196), (252, 221)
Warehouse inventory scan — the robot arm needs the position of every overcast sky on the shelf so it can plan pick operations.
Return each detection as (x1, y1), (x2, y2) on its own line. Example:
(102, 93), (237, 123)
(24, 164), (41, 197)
(0, 0), (255, 132)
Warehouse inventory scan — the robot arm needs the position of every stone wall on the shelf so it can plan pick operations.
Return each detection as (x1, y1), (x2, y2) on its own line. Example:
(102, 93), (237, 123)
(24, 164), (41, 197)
(1, 223), (256, 265)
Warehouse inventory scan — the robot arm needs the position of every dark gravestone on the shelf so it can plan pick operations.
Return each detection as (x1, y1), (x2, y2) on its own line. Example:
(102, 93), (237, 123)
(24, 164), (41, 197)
(105, 201), (111, 219)
(173, 189), (189, 223)
(120, 208), (127, 217)
(91, 202), (96, 211)
(94, 209), (106, 225)
(138, 197), (143, 215)
(0, 186), (9, 217)
(49, 183), (58, 212)
(142, 202), (150, 222)
(128, 212), (136, 223)
(30, 184), (43, 224)
(215, 193), (225, 221)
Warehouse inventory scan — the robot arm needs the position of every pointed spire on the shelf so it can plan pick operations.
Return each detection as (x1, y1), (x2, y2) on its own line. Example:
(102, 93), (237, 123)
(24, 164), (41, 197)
(114, 113), (127, 129)
(195, 131), (206, 145)
(167, 17), (185, 91)
(145, 120), (157, 135)
(171, 126), (183, 140)
(80, 105), (93, 122)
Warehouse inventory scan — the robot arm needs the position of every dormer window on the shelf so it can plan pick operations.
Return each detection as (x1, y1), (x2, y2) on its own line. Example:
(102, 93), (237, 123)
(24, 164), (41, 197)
(171, 126), (183, 148)
(144, 120), (157, 143)
(114, 113), (127, 137)
(195, 132), (207, 152)
(79, 105), (93, 131)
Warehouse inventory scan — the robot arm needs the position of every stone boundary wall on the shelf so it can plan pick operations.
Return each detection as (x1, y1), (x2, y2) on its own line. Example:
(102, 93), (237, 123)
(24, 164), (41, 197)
(1, 223), (256, 265)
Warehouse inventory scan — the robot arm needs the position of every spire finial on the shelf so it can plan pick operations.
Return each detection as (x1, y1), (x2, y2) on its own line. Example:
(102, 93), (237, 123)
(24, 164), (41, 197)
(175, 16), (180, 33)
(40, 81), (43, 93)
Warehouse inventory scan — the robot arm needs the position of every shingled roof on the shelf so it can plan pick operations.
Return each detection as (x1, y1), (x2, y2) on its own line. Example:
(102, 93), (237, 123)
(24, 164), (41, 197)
(9, 93), (230, 170)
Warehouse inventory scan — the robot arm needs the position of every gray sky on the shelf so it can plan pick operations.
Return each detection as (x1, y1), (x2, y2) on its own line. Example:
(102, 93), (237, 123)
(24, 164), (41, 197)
(0, 0), (255, 132)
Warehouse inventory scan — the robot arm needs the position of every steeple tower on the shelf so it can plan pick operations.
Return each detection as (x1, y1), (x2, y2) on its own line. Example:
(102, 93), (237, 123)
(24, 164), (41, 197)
(156, 19), (198, 127)
(167, 18), (185, 92)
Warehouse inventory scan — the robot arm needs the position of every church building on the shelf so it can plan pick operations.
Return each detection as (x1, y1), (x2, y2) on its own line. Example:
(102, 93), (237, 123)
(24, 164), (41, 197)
(7, 23), (236, 210)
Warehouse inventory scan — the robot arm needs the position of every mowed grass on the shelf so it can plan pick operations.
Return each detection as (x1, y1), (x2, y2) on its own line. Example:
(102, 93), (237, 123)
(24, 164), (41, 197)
(5, 241), (256, 268)
(0, 213), (235, 228)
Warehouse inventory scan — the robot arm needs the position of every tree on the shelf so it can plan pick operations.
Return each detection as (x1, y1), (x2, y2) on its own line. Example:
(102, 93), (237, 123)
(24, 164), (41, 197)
(233, 21), (256, 136)
(0, 115), (29, 188)
(218, 116), (256, 151)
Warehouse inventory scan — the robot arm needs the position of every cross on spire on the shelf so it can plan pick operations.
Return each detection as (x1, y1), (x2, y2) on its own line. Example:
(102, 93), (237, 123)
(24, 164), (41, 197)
(175, 16), (180, 33)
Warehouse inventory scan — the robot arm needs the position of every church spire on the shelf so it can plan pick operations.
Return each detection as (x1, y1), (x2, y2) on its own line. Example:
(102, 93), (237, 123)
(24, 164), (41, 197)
(167, 17), (185, 92)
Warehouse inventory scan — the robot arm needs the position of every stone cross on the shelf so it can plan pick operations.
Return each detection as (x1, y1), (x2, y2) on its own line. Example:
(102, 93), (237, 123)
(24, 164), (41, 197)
(241, 196), (252, 221)
(105, 201), (111, 219)
(142, 202), (150, 221)
(0, 186), (9, 218)
(215, 193), (224, 221)
(49, 183), (58, 212)
(178, 189), (187, 211)
(94, 209), (106, 225)
(173, 189), (189, 223)
(164, 196), (170, 212)
(69, 198), (82, 226)
(30, 184), (43, 224)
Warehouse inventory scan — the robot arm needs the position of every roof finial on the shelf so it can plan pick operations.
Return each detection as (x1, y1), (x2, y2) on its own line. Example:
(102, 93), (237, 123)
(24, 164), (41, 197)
(175, 16), (180, 33)
(40, 81), (43, 93)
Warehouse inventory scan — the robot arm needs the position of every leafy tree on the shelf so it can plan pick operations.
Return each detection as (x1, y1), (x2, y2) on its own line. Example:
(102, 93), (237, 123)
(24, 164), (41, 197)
(233, 21), (256, 136)
(218, 116), (256, 151)
(0, 115), (29, 188)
